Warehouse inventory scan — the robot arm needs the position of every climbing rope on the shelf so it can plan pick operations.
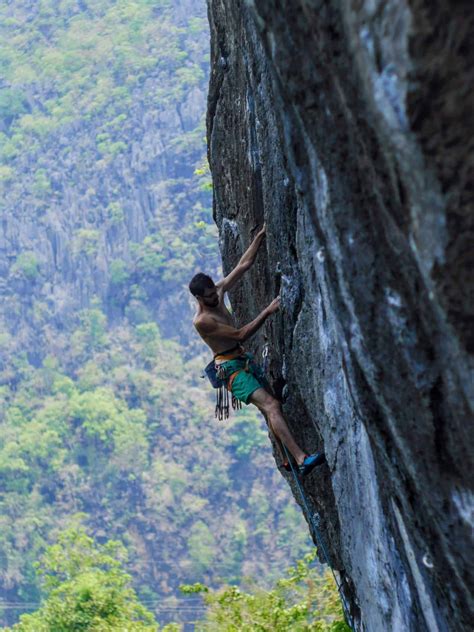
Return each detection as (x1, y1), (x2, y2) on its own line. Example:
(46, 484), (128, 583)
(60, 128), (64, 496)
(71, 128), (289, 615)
(281, 442), (355, 631)
(260, 341), (355, 630)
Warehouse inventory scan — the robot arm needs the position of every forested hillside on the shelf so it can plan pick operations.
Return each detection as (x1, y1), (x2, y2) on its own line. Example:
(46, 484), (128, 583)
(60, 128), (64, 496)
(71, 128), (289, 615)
(0, 1), (312, 627)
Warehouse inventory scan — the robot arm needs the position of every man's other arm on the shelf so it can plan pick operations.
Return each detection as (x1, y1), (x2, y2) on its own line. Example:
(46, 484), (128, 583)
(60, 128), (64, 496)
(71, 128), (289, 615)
(196, 297), (279, 343)
(216, 224), (266, 293)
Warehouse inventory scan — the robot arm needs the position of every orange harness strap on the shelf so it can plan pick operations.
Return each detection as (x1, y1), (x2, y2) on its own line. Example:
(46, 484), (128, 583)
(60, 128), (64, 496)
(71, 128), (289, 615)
(215, 349), (245, 363)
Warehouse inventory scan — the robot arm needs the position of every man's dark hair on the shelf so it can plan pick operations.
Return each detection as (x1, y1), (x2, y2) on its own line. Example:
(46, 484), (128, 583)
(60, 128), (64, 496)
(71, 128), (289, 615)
(189, 272), (215, 297)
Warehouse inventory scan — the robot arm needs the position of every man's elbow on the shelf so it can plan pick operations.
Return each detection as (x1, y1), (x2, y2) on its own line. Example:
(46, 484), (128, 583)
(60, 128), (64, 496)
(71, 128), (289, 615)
(238, 261), (252, 273)
(236, 328), (247, 343)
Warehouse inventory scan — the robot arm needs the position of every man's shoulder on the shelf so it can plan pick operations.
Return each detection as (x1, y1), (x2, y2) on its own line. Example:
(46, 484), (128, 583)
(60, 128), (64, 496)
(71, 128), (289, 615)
(193, 313), (214, 327)
(194, 313), (216, 332)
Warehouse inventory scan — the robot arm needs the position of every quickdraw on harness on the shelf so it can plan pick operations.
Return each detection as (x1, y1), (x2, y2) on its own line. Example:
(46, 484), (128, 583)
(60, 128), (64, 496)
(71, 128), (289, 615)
(203, 344), (244, 421)
(215, 361), (243, 420)
(262, 341), (270, 373)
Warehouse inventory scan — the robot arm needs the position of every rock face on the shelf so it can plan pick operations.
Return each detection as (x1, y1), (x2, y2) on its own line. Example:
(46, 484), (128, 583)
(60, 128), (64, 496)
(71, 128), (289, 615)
(206, 2), (473, 630)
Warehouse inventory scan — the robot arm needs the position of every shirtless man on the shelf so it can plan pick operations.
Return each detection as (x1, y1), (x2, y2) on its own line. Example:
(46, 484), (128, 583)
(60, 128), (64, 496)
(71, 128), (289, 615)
(189, 224), (325, 477)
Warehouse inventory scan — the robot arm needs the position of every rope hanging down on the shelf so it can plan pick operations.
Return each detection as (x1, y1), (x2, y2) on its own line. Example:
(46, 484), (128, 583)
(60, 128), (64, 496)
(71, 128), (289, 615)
(260, 342), (355, 630)
(281, 442), (355, 631)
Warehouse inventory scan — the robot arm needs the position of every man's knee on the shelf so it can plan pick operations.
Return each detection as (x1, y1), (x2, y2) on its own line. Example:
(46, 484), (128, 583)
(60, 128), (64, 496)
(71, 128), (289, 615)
(259, 394), (280, 416)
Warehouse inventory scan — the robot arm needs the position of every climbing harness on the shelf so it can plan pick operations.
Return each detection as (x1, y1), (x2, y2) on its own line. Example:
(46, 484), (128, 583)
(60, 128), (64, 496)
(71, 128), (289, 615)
(281, 441), (355, 631)
(215, 362), (242, 420)
(203, 345), (245, 420)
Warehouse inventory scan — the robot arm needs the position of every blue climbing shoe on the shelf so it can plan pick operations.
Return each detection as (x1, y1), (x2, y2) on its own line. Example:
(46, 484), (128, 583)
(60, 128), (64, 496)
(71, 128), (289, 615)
(298, 452), (326, 478)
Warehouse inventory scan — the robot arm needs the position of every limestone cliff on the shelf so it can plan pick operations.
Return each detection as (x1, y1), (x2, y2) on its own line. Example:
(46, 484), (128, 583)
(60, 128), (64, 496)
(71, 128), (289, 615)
(0, 0), (212, 368)
(206, 2), (473, 630)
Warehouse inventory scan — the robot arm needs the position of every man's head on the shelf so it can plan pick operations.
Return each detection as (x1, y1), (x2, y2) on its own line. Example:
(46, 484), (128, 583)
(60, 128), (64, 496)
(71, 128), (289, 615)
(189, 272), (219, 307)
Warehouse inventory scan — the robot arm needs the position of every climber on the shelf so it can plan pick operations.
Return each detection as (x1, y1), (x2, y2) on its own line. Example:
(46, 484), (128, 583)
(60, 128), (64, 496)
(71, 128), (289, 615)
(189, 224), (325, 478)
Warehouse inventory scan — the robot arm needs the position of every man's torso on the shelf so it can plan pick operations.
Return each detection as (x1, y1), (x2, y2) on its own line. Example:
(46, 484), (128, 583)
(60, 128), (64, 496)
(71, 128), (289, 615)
(193, 290), (241, 356)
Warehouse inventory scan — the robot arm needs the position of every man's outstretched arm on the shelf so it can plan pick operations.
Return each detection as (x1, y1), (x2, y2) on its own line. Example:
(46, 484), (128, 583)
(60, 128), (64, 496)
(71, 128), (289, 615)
(216, 224), (266, 293)
(196, 296), (280, 343)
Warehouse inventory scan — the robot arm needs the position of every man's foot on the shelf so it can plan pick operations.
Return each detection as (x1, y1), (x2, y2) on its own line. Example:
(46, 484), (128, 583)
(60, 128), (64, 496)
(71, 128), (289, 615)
(298, 452), (326, 478)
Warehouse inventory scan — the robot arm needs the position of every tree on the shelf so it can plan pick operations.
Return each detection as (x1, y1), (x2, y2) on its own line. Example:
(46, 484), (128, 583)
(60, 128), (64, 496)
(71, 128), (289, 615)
(181, 551), (351, 632)
(10, 252), (40, 281)
(7, 527), (159, 631)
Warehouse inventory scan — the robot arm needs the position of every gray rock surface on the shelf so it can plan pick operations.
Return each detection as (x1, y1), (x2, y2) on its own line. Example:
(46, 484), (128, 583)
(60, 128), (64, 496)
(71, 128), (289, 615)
(206, 1), (474, 630)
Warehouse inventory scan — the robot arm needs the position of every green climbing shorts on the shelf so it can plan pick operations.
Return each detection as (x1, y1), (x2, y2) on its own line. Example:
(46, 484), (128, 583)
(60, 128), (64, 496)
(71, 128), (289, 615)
(217, 353), (268, 405)
(230, 368), (266, 404)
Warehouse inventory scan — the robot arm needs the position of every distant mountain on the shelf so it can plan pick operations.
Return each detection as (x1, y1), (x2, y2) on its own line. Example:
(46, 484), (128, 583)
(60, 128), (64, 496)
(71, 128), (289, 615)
(0, 1), (311, 627)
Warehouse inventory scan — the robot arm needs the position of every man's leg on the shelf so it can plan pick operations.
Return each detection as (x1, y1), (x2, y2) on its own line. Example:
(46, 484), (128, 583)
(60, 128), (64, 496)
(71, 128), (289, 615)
(259, 409), (290, 467)
(248, 387), (306, 465)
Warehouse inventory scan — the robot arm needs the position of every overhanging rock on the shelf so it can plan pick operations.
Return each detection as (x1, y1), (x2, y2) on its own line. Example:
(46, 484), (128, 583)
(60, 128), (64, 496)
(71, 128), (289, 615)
(206, 1), (474, 630)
